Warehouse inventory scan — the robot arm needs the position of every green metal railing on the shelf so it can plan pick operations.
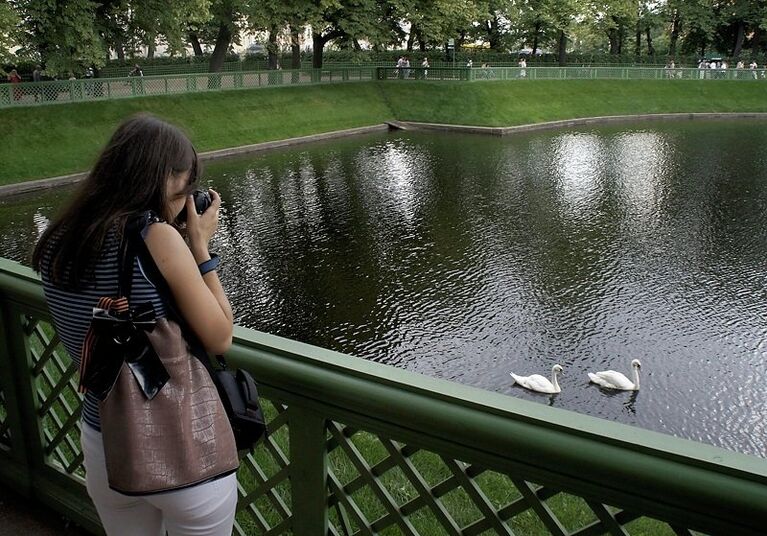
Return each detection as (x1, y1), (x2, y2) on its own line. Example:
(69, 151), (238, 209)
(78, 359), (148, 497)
(375, 66), (766, 82)
(1, 256), (766, 535)
(463, 66), (767, 82)
(4, 66), (764, 109)
(0, 67), (376, 109)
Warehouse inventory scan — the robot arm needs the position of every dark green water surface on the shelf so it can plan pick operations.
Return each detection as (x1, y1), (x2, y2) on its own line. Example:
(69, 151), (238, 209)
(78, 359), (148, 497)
(3, 121), (767, 456)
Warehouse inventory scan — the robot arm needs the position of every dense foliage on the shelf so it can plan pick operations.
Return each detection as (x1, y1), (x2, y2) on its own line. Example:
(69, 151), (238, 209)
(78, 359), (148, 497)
(3, 1), (766, 76)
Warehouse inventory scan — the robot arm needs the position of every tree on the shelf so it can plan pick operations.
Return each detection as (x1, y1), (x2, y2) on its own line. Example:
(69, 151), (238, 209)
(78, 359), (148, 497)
(15, 0), (106, 74)
(586, 0), (638, 54)
(13, 0), (212, 75)
(306, 0), (399, 68)
(670, 0), (715, 58)
(0, 2), (20, 64)
(542, 0), (581, 65)
(476, 0), (515, 51)
(712, 0), (767, 58)
(396, 0), (480, 54)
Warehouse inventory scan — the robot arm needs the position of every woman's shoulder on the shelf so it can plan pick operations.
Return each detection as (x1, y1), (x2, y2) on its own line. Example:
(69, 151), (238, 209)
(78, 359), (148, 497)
(143, 220), (183, 245)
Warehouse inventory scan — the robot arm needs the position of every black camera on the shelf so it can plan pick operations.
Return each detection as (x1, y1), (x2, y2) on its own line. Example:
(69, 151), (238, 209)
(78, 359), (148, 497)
(177, 189), (212, 223)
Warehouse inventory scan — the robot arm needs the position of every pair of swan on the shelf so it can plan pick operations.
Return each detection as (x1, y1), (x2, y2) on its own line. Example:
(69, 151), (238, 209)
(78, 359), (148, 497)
(510, 360), (642, 393)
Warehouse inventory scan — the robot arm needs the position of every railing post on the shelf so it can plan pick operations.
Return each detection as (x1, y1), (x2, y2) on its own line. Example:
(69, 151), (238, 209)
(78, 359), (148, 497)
(289, 408), (328, 536)
(0, 302), (39, 494)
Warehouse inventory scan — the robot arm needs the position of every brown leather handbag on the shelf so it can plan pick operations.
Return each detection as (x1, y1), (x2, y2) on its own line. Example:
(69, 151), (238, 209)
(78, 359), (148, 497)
(81, 216), (238, 495)
(99, 317), (239, 495)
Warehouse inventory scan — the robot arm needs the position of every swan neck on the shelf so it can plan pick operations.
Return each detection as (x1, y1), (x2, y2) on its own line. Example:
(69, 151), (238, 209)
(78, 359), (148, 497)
(633, 366), (640, 389)
(552, 369), (561, 391)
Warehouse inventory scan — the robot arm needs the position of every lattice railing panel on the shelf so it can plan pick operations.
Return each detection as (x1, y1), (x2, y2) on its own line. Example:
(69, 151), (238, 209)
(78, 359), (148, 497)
(234, 397), (293, 536)
(325, 420), (708, 536)
(24, 315), (85, 479)
(0, 388), (11, 450)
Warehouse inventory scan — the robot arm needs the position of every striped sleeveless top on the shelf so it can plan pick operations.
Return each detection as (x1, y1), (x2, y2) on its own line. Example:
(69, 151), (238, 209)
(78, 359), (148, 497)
(40, 228), (167, 431)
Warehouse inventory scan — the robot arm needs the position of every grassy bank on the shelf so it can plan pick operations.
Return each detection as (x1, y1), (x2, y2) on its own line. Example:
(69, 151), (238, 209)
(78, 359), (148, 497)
(0, 83), (392, 186)
(381, 79), (767, 126)
(2, 79), (767, 185)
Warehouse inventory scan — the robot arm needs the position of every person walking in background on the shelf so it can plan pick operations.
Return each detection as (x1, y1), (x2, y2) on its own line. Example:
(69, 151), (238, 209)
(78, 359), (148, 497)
(421, 57), (429, 79)
(466, 59), (473, 68)
(403, 56), (411, 79)
(8, 69), (22, 101)
(129, 64), (145, 95)
(32, 64), (43, 101)
(518, 57), (527, 78)
(33, 114), (238, 536)
(84, 67), (94, 96)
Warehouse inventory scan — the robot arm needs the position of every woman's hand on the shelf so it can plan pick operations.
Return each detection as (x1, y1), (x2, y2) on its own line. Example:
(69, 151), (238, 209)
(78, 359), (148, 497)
(185, 189), (221, 262)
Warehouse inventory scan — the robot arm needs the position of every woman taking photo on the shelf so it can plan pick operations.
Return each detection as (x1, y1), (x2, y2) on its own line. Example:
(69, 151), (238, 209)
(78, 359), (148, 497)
(33, 114), (238, 536)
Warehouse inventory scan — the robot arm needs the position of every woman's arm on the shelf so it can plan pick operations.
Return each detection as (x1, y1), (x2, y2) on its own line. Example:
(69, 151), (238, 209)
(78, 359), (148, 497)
(144, 191), (233, 354)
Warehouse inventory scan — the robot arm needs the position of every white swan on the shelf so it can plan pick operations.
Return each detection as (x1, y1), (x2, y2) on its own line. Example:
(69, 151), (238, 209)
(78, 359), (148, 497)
(510, 364), (563, 394)
(588, 359), (642, 391)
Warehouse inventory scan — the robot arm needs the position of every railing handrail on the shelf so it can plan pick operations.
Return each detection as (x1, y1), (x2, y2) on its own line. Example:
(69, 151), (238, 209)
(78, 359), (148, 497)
(2, 66), (376, 86)
(1, 255), (766, 534)
(6, 64), (764, 88)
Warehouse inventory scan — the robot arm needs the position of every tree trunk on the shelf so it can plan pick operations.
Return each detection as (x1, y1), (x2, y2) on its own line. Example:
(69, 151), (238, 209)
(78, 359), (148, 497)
(487, 16), (501, 51)
(267, 25), (279, 69)
(557, 30), (567, 66)
(608, 28), (620, 54)
(417, 28), (426, 51)
(115, 36), (125, 61)
(754, 27), (767, 55)
(645, 26), (655, 56)
(732, 19), (745, 58)
(618, 23), (625, 54)
(290, 26), (301, 69)
(312, 32), (325, 68)
(406, 28), (415, 51)
(209, 22), (232, 73)
(147, 41), (155, 59)
(668, 10), (680, 57)
(531, 20), (541, 55)
(189, 32), (204, 56)
(457, 30), (467, 48)
(635, 19), (641, 59)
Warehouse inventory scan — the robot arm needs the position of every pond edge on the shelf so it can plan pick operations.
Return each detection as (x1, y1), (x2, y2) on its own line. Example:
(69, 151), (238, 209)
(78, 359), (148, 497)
(3, 112), (766, 198)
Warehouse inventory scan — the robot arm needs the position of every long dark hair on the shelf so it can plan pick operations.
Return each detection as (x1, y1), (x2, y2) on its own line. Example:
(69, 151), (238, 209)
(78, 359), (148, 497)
(32, 114), (200, 287)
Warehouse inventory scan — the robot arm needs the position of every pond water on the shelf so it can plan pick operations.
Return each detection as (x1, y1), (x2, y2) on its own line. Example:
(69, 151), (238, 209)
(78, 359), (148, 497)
(2, 120), (767, 457)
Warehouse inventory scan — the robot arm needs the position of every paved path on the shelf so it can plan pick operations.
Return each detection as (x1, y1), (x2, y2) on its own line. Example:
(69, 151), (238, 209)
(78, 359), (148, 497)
(0, 488), (91, 535)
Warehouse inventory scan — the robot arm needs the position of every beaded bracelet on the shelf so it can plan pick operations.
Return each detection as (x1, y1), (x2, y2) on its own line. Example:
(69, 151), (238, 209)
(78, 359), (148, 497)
(198, 253), (220, 275)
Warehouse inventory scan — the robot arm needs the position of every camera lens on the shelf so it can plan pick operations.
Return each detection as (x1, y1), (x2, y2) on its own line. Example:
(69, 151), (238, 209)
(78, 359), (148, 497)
(193, 190), (212, 215)
(177, 189), (212, 222)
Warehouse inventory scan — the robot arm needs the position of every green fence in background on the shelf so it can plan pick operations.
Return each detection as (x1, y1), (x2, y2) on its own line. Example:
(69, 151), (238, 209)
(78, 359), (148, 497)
(1, 257), (766, 535)
(4, 66), (765, 110)
(96, 61), (673, 78)
(0, 67), (376, 108)
(464, 66), (767, 82)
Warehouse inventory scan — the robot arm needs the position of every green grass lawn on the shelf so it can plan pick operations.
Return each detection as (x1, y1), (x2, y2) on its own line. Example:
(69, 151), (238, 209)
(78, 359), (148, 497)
(0, 83), (392, 186)
(380, 79), (767, 126)
(2, 79), (766, 186)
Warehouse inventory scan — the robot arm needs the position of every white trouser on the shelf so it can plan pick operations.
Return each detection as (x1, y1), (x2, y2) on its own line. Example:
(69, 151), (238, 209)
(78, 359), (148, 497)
(80, 423), (238, 536)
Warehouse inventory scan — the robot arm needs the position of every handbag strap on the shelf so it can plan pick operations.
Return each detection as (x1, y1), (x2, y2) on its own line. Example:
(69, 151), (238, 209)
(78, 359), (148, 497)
(78, 229), (138, 394)
(123, 212), (225, 373)
(117, 225), (137, 299)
